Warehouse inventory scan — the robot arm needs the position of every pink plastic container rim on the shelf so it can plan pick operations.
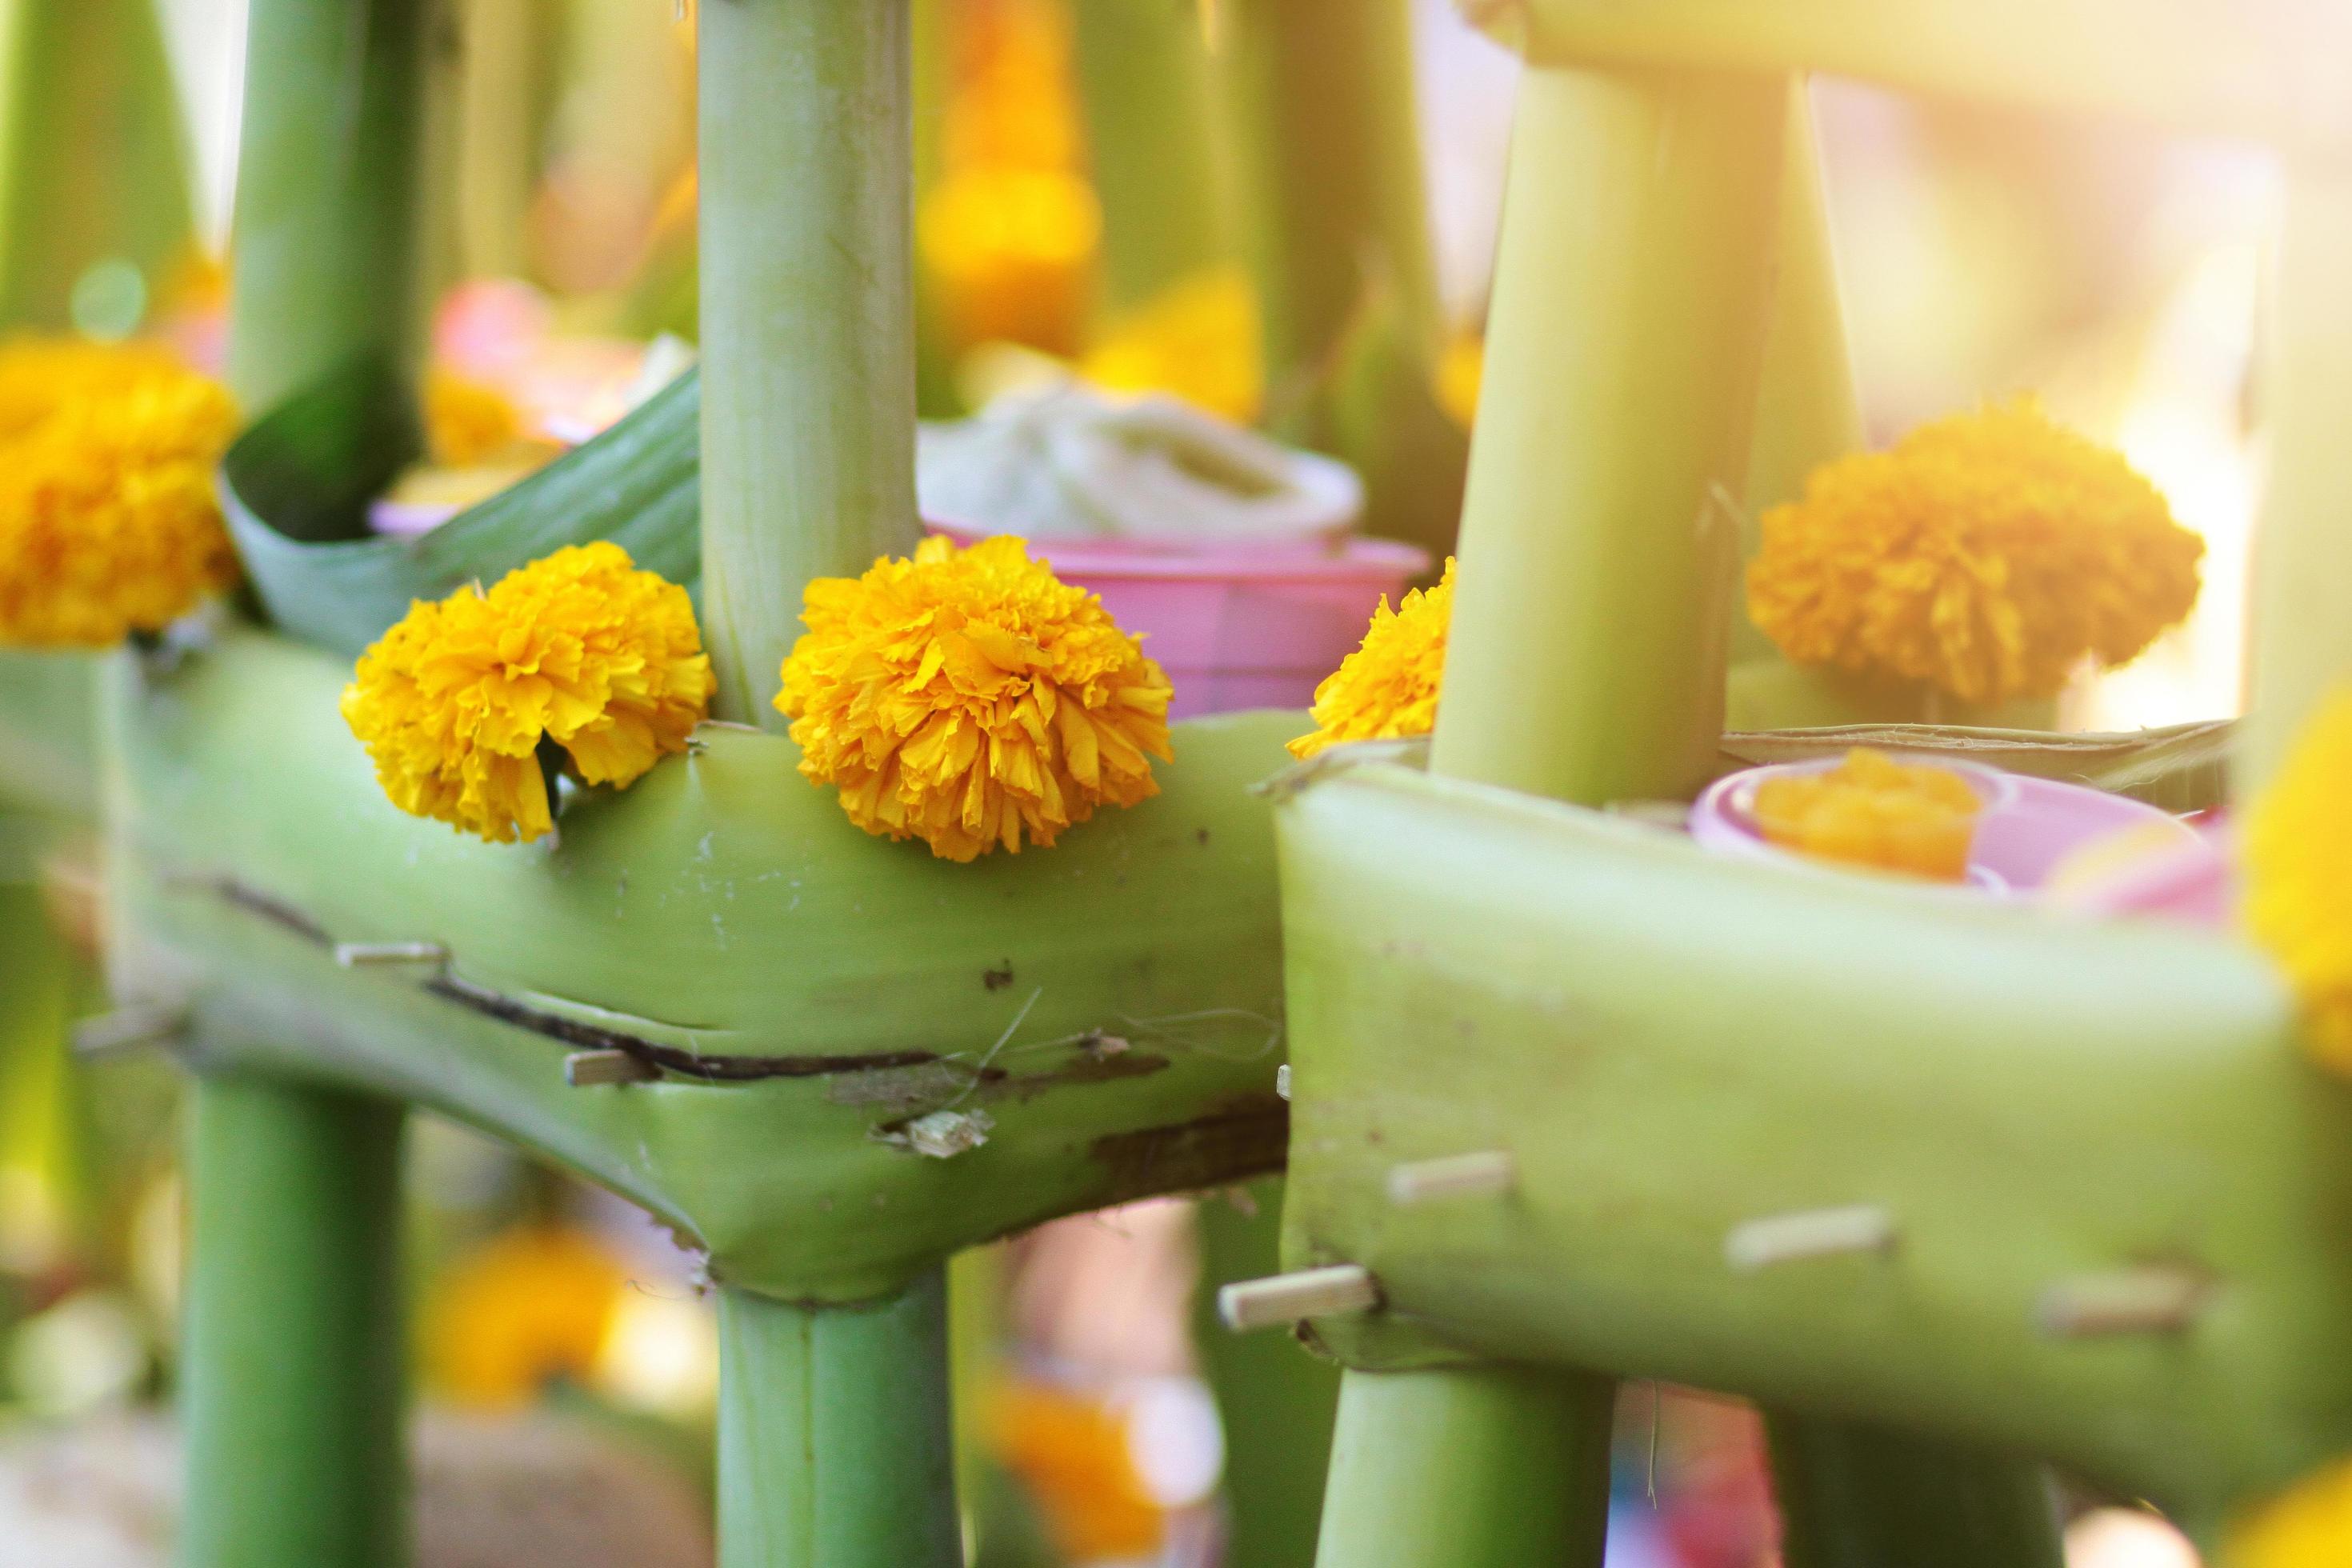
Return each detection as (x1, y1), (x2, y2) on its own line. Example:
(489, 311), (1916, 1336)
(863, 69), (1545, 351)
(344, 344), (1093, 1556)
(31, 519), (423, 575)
(1690, 754), (2202, 898)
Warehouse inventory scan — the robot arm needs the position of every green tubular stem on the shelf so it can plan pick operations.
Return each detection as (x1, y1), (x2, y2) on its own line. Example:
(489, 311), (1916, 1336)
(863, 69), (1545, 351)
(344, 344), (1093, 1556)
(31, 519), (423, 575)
(0, 0), (194, 330)
(697, 0), (922, 725)
(1428, 63), (1786, 803)
(2242, 161), (2352, 794)
(1312, 1365), (1614, 1568)
(1769, 1414), (2065, 1568)
(1069, 0), (1230, 316)
(180, 1074), (407, 1568)
(1191, 1178), (1339, 1568)
(226, 0), (431, 410)
(717, 1271), (960, 1568)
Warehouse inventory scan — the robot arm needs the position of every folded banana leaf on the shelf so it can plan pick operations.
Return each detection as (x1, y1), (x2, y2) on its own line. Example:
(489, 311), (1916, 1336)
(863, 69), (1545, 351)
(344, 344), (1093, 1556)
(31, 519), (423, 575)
(221, 357), (701, 656)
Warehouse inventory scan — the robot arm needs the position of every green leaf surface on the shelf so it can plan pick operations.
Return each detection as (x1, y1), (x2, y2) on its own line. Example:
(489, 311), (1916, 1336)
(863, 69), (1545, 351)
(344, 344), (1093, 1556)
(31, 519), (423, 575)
(222, 358), (702, 655)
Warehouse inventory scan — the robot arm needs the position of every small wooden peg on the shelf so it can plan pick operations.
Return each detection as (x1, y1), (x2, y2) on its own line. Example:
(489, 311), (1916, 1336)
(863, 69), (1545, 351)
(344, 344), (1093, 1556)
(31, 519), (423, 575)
(1274, 1063), (1291, 1101)
(334, 940), (450, 968)
(565, 1050), (660, 1086)
(1725, 1205), (1897, 1272)
(71, 1004), (190, 1059)
(2035, 1267), (2207, 1338)
(1218, 1264), (1381, 1333)
(1387, 1151), (1516, 1206)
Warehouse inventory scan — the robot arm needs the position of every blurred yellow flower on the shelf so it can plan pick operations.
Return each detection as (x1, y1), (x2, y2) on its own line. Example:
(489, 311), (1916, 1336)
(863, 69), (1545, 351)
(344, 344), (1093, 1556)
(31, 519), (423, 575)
(1289, 558), (1455, 760)
(921, 166), (1100, 357)
(0, 339), (239, 646)
(2228, 1456), (2352, 1568)
(426, 1226), (628, 1409)
(342, 542), (714, 843)
(425, 370), (528, 467)
(2246, 690), (2352, 1075)
(1435, 332), (1484, 430)
(1747, 400), (2202, 705)
(988, 1380), (1165, 1562)
(1082, 266), (1262, 424)
(1752, 749), (1984, 882)
(777, 534), (1172, 862)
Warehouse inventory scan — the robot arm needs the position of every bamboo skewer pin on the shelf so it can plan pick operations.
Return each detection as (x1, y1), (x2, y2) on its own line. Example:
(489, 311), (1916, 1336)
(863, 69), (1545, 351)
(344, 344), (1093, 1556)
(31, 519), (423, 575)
(1387, 1151), (1517, 1206)
(334, 941), (450, 968)
(71, 1003), (190, 1058)
(1218, 1264), (1382, 1332)
(1724, 1204), (1898, 1272)
(2034, 1266), (2209, 1338)
(565, 1050), (660, 1087)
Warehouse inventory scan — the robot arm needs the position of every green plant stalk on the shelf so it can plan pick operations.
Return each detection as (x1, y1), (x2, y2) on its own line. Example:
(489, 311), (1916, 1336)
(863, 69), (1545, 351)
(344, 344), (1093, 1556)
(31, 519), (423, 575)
(698, 0), (921, 725)
(1191, 1179), (1340, 1568)
(1311, 1364), (1614, 1568)
(1069, 0), (1231, 317)
(2243, 162), (2352, 794)
(1769, 1414), (2065, 1568)
(1212, 0), (1461, 556)
(0, 0), (193, 330)
(179, 1074), (407, 1568)
(717, 1272), (961, 1568)
(226, 0), (432, 410)
(1427, 65), (1785, 802)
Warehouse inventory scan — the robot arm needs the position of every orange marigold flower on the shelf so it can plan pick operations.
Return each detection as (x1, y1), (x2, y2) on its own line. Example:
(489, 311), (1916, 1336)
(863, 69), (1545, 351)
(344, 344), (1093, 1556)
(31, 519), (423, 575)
(2245, 688), (2352, 1075)
(2228, 1455), (2352, 1568)
(424, 1226), (628, 1410)
(1288, 558), (1454, 760)
(0, 338), (239, 646)
(1747, 400), (2202, 705)
(341, 542), (714, 843)
(776, 534), (1173, 862)
(425, 369), (527, 467)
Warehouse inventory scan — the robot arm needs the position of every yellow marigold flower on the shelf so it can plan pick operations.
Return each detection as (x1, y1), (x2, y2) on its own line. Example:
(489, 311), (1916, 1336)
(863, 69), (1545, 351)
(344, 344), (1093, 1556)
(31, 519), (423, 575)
(425, 369), (526, 467)
(777, 534), (1172, 862)
(1435, 332), (1484, 431)
(1752, 749), (1984, 882)
(2228, 1456), (2352, 1568)
(425, 1226), (628, 1410)
(1082, 266), (1263, 424)
(342, 542), (714, 843)
(2245, 689), (2352, 1075)
(0, 342), (240, 646)
(1288, 558), (1455, 760)
(1746, 400), (2202, 705)
(988, 1379), (1166, 1562)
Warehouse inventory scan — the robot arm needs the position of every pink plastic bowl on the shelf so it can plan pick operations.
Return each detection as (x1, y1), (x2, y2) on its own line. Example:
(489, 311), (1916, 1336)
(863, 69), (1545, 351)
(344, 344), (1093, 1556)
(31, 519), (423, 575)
(930, 521), (1431, 718)
(1690, 755), (2202, 898)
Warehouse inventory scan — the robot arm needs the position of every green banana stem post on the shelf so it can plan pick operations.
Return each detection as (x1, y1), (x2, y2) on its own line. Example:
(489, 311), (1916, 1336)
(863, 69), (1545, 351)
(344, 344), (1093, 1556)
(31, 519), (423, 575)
(1211, 0), (1462, 554)
(183, 0), (432, 1561)
(226, 0), (433, 410)
(0, 0), (193, 331)
(2243, 162), (2352, 793)
(1068, 0), (1231, 317)
(180, 1075), (408, 1567)
(1313, 1365), (1614, 1568)
(716, 1271), (961, 1568)
(698, 0), (922, 725)
(1769, 1414), (2065, 1568)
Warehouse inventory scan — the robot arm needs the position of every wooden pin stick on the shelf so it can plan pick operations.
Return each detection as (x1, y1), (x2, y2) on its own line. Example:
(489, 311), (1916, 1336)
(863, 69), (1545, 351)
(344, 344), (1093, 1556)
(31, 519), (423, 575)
(1217, 1264), (1381, 1333)
(1274, 1063), (1291, 1101)
(1724, 1204), (1897, 1272)
(71, 1004), (190, 1059)
(334, 940), (450, 968)
(1387, 1150), (1516, 1206)
(565, 1050), (660, 1087)
(2035, 1266), (2208, 1338)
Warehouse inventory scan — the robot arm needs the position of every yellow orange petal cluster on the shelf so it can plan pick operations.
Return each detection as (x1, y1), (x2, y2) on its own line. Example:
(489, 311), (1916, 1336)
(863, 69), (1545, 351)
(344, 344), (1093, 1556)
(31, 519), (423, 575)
(1082, 266), (1263, 424)
(0, 337), (240, 646)
(776, 534), (1172, 862)
(1746, 400), (2202, 705)
(2229, 1456), (2352, 1568)
(1288, 558), (1455, 760)
(2245, 689), (2352, 1075)
(342, 542), (714, 843)
(1751, 749), (1984, 882)
(424, 1226), (627, 1409)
